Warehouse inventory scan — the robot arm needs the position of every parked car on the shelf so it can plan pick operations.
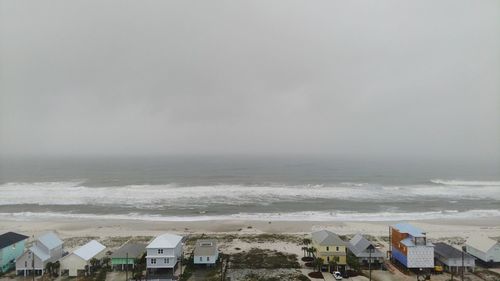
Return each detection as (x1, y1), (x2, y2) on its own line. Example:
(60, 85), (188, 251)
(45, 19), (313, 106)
(333, 271), (343, 280)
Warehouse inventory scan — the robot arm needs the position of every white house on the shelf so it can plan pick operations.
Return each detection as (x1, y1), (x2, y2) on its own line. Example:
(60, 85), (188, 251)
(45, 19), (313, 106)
(466, 236), (500, 263)
(193, 239), (218, 266)
(146, 233), (183, 281)
(16, 232), (64, 276)
(59, 240), (106, 277)
(434, 242), (475, 273)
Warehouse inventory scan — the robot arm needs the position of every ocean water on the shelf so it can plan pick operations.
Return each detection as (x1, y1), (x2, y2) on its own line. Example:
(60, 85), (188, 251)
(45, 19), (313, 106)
(0, 155), (499, 222)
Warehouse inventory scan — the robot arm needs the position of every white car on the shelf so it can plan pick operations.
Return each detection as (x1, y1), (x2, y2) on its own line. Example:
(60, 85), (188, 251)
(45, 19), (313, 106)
(333, 271), (343, 280)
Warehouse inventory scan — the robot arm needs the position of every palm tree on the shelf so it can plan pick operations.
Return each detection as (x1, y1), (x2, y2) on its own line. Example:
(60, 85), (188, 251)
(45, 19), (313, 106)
(328, 259), (338, 273)
(308, 247), (317, 258)
(90, 257), (100, 274)
(52, 261), (60, 277)
(101, 257), (111, 269)
(314, 257), (324, 272)
(303, 238), (311, 246)
(301, 246), (308, 257)
(45, 262), (53, 276)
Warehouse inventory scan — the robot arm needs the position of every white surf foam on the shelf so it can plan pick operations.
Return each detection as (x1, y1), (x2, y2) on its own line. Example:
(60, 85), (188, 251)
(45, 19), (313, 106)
(431, 179), (500, 186)
(0, 209), (499, 222)
(1, 180), (499, 208)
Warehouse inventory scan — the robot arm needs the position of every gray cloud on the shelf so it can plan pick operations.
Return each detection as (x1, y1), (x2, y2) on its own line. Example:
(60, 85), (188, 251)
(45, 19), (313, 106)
(1, 0), (499, 160)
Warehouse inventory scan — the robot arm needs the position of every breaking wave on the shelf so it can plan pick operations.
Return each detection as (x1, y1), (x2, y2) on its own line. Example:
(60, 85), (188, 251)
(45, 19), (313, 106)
(1, 180), (499, 209)
(430, 179), (500, 186)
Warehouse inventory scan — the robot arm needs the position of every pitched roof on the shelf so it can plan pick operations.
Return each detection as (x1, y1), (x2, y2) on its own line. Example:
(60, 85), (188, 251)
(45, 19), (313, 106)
(434, 242), (474, 259)
(73, 240), (106, 261)
(147, 234), (183, 249)
(110, 242), (146, 259)
(38, 232), (63, 250)
(348, 233), (384, 258)
(30, 246), (50, 262)
(312, 230), (348, 246)
(194, 239), (218, 257)
(466, 236), (498, 253)
(392, 223), (426, 237)
(0, 232), (29, 249)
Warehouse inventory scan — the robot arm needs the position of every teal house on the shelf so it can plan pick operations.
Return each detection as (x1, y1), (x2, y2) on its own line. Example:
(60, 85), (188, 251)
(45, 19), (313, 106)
(0, 232), (29, 273)
(110, 242), (146, 270)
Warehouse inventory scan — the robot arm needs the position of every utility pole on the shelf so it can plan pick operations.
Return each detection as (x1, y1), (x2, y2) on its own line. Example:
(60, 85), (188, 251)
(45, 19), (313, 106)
(367, 244), (375, 281)
(125, 252), (128, 281)
(31, 251), (35, 281)
(369, 250), (372, 281)
(461, 247), (465, 281)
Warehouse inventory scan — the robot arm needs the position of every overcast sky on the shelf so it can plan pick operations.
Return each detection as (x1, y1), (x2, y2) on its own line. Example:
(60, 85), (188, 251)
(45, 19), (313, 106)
(0, 0), (499, 160)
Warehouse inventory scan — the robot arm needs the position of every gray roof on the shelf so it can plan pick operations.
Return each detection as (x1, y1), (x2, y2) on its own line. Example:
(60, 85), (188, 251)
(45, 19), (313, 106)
(73, 240), (106, 261)
(193, 239), (218, 257)
(348, 233), (384, 258)
(466, 236), (498, 253)
(0, 232), (29, 249)
(38, 232), (63, 250)
(312, 230), (348, 246)
(111, 242), (146, 259)
(434, 242), (475, 259)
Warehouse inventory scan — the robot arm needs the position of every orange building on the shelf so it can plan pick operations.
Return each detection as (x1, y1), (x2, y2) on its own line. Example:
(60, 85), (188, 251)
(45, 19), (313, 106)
(389, 223), (434, 269)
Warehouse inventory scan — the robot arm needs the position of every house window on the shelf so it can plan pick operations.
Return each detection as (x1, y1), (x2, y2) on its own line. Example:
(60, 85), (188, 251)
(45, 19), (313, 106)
(200, 257), (202, 262)
(336, 246), (339, 251)
(157, 249), (163, 254)
(164, 258), (167, 264)
(166, 258), (169, 264)
(25, 261), (27, 267)
(207, 257), (210, 261)
(326, 246), (329, 251)
(151, 258), (156, 264)
(327, 256), (330, 262)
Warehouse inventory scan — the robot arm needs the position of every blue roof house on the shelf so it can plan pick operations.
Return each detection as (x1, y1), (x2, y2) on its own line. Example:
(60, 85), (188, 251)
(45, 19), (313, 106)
(390, 223), (434, 269)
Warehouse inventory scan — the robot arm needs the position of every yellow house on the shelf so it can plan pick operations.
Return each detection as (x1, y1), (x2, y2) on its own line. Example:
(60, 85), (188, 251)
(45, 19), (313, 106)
(311, 230), (348, 272)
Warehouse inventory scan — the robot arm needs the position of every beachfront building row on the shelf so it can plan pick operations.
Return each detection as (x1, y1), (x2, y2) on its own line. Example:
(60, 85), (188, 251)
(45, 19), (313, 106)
(389, 223), (434, 270)
(465, 235), (500, 264)
(434, 242), (475, 273)
(0, 232), (29, 273)
(60, 240), (107, 277)
(16, 232), (64, 276)
(311, 230), (348, 272)
(348, 233), (384, 266)
(110, 242), (146, 270)
(146, 233), (183, 281)
(193, 239), (219, 267)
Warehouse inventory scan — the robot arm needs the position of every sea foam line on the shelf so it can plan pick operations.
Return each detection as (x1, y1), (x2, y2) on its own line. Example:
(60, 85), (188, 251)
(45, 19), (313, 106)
(1, 180), (500, 208)
(430, 179), (500, 186)
(1, 209), (499, 222)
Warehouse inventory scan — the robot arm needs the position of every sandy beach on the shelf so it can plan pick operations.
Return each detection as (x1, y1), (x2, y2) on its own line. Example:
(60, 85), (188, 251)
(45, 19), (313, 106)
(2, 216), (499, 241)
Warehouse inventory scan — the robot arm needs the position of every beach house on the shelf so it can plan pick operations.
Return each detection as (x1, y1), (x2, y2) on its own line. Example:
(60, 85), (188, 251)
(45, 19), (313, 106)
(146, 233), (183, 280)
(59, 240), (106, 277)
(348, 233), (385, 266)
(0, 232), (29, 273)
(465, 236), (500, 264)
(389, 223), (434, 270)
(16, 232), (64, 276)
(434, 242), (475, 273)
(311, 230), (348, 272)
(110, 242), (146, 270)
(193, 239), (218, 267)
